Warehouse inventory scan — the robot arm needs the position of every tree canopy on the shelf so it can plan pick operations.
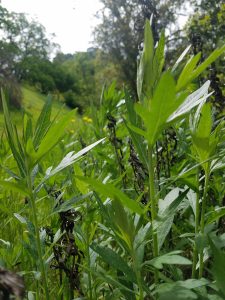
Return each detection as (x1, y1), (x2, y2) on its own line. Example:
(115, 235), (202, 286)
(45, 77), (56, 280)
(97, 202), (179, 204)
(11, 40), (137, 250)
(186, 0), (225, 109)
(94, 0), (184, 96)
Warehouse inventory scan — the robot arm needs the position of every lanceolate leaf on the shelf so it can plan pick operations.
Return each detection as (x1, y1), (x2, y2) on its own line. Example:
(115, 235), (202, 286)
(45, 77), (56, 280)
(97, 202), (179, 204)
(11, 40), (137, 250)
(91, 242), (136, 282)
(176, 44), (225, 91)
(124, 120), (148, 169)
(0, 180), (30, 197)
(172, 44), (192, 72)
(168, 81), (211, 122)
(1, 90), (26, 177)
(135, 71), (177, 146)
(156, 278), (209, 300)
(155, 189), (189, 250)
(35, 138), (105, 191)
(33, 109), (75, 163)
(176, 53), (201, 91)
(79, 177), (143, 215)
(151, 30), (165, 90)
(190, 45), (225, 85)
(145, 251), (191, 269)
(137, 19), (154, 101)
(33, 95), (52, 149)
(209, 238), (225, 297)
(206, 207), (225, 225)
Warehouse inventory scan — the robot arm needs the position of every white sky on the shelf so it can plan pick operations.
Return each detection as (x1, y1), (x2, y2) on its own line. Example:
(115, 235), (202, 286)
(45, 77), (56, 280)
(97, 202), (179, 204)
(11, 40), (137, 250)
(1, 0), (103, 53)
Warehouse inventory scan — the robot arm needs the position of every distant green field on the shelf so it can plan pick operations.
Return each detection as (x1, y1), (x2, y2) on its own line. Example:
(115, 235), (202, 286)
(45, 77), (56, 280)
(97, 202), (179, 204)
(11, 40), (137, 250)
(22, 85), (69, 119)
(0, 85), (69, 131)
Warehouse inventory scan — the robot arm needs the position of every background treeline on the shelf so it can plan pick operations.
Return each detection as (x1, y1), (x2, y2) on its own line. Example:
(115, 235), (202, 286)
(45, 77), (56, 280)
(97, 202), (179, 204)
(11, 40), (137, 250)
(0, 0), (224, 112)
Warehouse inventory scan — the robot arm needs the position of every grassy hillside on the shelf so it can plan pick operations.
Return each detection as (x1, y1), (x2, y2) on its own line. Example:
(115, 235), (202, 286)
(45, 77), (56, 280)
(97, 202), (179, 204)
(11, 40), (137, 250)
(0, 85), (69, 131)
(22, 85), (69, 119)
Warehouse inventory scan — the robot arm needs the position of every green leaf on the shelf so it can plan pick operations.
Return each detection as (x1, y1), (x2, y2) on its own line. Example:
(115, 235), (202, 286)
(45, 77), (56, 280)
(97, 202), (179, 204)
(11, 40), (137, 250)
(33, 95), (52, 149)
(36, 138), (105, 191)
(23, 114), (33, 144)
(146, 251), (191, 269)
(176, 53), (201, 91)
(157, 278), (209, 300)
(14, 213), (27, 224)
(158, 286), (197, 300)
(91, 269), (136, 294)
(168, 81), (211, 122)
(127, 122), (147, 138)
(136, 71), (177, 146)
(124, 120), (148, 169)
(191, 102), (219, 171)
(125, 91), (140, 126)
(1, 90), (26, 177)
(79, 177), (143, 215)
(172, 44), (192, 72)
(52, 193), (92, 213)
(33, 109), (75, 163)
(176, 44), (225, 91)
(74, 164), (89, 194)
(109, 199), (135, 248)
(0, 180), (30, 197)
(206, 207), (225, 225)
(91, 242), (136, 282)
(209, 238), (225, 297)
(156, 189), (189, 250)
(137, 19), (154, 101)
(151, 30), (165, 90)
(190, 45), (225, 84)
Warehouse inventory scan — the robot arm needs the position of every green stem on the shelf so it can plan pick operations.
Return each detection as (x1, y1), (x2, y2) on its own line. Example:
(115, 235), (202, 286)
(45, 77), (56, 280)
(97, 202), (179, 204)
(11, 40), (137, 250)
(27, 175), (50, 300)
(86, 244), (93, 300)
(148, 146), (159, 283)
(199, 171), (209, 278)
(86, 202), (93, 300)
(132, 248), (143, 300)
(192, 168), (200, 278)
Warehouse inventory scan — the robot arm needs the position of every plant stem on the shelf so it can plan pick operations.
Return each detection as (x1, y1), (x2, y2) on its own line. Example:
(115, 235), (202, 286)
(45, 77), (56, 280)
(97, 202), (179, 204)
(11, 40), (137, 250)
(86, 202), (93, 300)
(148, 146), (159, 283)
(86, 244), (93, 300)
(192, 168), (200, 278)
(132, 248), (143, 300)
(27, 175), (50, 300)
(199, 171), (209, 278)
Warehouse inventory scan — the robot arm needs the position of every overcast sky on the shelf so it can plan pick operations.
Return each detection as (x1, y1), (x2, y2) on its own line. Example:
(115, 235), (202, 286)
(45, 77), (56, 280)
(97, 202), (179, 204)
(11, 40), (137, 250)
(1, 0), (103, 53)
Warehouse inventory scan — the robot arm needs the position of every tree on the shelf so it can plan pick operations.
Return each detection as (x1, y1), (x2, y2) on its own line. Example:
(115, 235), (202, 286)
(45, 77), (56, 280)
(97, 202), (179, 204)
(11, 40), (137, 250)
(0, 4), (56, 107)
(94, 0), (184, 96)
(186, 0), (225, 109)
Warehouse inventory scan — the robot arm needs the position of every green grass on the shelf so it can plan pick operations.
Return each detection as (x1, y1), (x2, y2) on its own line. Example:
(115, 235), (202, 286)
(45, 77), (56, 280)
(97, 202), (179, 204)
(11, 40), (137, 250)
(0, 85), (69, 132)
(22, 85), (69, 119)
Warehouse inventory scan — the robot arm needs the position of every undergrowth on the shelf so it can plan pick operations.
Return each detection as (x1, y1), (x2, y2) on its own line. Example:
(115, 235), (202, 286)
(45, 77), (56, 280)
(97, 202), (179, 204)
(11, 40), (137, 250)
(1, 20), (225, 300)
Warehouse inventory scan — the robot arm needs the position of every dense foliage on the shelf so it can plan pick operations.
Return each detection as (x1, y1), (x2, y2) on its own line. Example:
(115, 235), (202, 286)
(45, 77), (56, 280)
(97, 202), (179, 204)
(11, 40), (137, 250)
(0, 4), (56, 107)
(94, 0), (184, 95)
(186, 0), (225, 110)
(0, 20), (225, 300)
